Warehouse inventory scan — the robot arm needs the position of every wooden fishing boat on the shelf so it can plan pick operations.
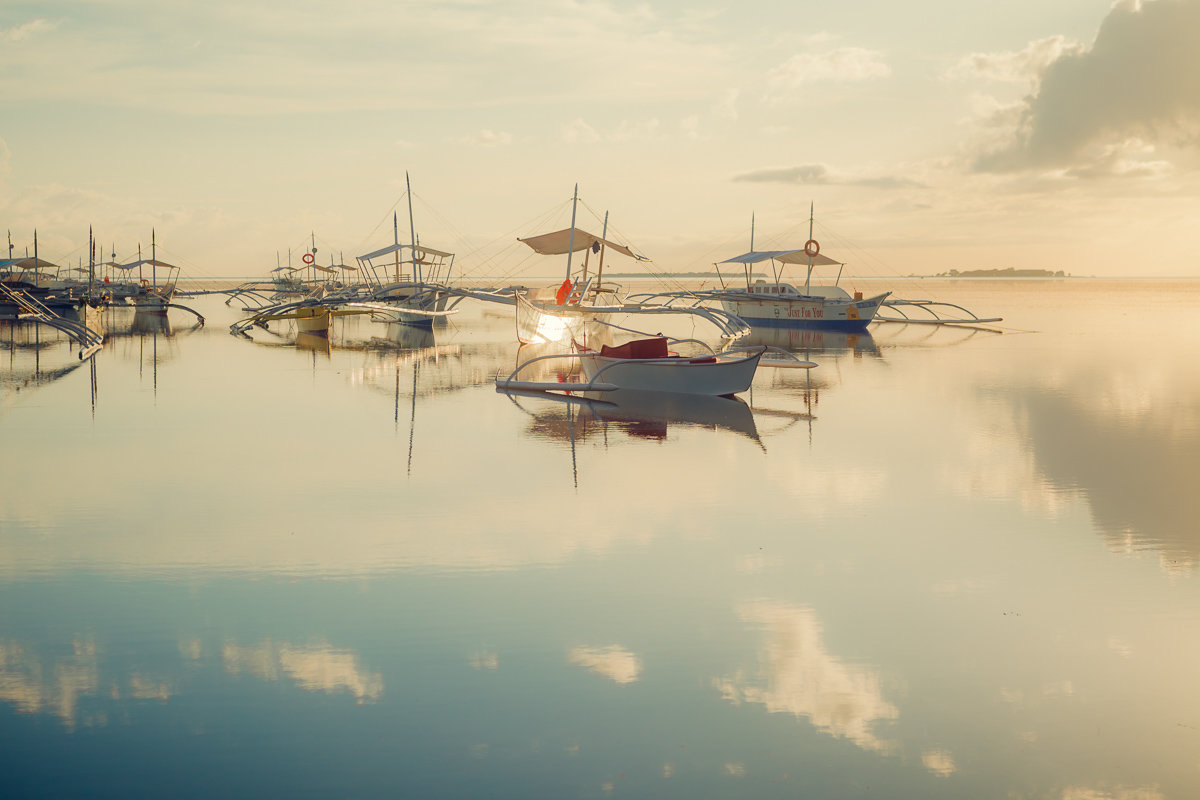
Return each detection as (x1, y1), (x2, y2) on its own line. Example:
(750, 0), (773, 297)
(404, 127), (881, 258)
(497, 336), (815, 397)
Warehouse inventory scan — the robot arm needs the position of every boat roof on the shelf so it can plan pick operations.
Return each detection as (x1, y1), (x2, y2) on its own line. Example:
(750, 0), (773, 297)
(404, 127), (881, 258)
(719, 249), (843, 267)
(116, 258), (178, 270)
(518, 228), (637, 259)
(358, 242), (453, 262)
(0, 257), (59, 270)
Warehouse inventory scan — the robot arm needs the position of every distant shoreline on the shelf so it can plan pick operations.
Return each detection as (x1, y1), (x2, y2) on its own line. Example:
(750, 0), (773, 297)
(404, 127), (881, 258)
(933, 268), (1068, 278)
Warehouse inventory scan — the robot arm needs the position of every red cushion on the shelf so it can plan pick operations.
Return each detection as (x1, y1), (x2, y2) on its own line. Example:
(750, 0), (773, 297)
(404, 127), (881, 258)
(600, 337), (670, 359)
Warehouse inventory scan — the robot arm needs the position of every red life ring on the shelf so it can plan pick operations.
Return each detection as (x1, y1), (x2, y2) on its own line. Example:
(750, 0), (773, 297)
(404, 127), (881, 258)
(804, 239), (820, 258)
(302, 253), (315, 265)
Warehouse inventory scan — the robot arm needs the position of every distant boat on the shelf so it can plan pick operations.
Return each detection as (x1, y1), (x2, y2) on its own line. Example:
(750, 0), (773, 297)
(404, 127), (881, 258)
(707, 207), (890, 331)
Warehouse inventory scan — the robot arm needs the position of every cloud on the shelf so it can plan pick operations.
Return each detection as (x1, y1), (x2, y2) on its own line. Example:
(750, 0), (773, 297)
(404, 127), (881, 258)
(567, 645), (641, 684)
(460, 129), (512, 148)
(766, 47), (890, 101)
(562, 118), (602, 144)
(715, 602), (898, 753)
(947, 36), (1084, 84)
(975, 0), (1200, 174)
(733, 163), (924, 189)
(560, 118), (662, 144)
(0, 18), (58, 42)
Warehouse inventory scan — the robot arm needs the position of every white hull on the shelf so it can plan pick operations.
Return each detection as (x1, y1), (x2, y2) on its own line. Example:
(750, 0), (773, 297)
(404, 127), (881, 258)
(719, 291), (889, 330)
(577, 349), (763, 396)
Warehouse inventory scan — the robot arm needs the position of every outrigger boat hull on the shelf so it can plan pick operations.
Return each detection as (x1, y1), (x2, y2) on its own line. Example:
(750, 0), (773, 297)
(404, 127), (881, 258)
(578, 349), (764, 396)
(718, 291), (890, 331)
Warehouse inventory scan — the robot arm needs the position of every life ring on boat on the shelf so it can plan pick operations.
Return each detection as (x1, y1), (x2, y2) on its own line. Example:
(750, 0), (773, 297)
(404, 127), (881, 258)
(302, 253), (315, 265)
(804, 239), (820, 257)
(555, 278), (572, 305)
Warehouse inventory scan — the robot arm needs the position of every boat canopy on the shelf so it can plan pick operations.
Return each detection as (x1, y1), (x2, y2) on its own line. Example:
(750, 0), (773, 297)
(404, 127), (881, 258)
(358, 242), (453, 262)
(519, 228), (636, 259)
(0, 257), (59, 270)
(117, 258), (178, 270)
(720, 250), (843, 267)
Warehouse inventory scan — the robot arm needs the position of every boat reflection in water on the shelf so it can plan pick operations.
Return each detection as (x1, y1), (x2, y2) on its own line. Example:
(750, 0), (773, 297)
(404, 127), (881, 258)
(382, 321), (435, 350)
(294, 331), (333, 356)
(131, 307), (173, 336)
(510, 388), (769, 446)
(740, 325), (879, 358)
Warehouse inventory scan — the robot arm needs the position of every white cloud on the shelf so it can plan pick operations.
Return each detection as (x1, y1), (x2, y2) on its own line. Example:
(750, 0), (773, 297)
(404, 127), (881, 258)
(766, 47), (890, 101)
(562, 118), (602, 144)
(0, 18), (58, 42)
(947, 36), (1084, 85)
(460, 129), (512, 148)
(975, 0), (1200, 174)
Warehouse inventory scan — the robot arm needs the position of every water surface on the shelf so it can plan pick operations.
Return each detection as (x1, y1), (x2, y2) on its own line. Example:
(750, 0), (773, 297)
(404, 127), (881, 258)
(2, 280), (1199, 798)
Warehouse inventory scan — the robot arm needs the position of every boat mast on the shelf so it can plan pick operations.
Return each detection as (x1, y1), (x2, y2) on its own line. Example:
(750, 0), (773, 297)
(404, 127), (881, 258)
(804, 203), (814, 295)
(406, 172), (421, 285)
(152, 229), (158, 289)
(393, 212), (401, 283)
(746, 213), (755, 288)
(595, 210), (609, 288)
(564, 184), (579, 283)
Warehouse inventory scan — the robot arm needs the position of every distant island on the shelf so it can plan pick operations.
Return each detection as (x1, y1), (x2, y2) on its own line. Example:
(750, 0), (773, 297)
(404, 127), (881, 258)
(935, 268), (1068, 278)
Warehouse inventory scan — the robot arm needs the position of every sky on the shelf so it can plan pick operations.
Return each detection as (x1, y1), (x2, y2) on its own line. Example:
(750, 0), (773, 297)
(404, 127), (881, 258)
(1, 0), (1198, 279)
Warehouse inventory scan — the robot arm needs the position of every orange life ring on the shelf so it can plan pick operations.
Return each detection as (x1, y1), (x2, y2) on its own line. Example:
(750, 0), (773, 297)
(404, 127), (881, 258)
(302, 253), (315, 265)
(804, 239), (820, 258)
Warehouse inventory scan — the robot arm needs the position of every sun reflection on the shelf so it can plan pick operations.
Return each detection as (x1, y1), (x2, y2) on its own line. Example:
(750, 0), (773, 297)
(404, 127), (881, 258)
(715, 601), (898, 753)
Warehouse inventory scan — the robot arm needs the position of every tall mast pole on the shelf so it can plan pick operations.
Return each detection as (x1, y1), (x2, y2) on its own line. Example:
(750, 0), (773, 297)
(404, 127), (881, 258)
(564, 184), (579, 283)
(406, 172), (420, 285)
(152, 229), (157, 289)
(595, 210), (609, 288)
(805, 202), (814, 295)
(393, 212), (400, 283)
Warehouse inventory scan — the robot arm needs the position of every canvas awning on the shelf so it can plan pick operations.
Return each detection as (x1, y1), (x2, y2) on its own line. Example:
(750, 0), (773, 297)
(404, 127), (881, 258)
(117, 258), (178, 271)
(358, 242), (453, 262)
(0, 257), (59, 270)
(718, 249), (843, 267)
(518, 228), (636, 259)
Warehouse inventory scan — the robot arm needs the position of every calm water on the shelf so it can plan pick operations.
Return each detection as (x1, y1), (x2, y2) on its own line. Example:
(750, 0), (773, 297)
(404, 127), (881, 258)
(2, 280), (1199, 799)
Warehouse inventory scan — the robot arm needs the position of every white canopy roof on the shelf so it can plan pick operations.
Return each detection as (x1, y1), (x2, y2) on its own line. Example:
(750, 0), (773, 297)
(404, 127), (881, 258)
(358, 242), (453, 262)
(1, 257), (58, 270)
(518, 228), (636, 259)
(719, 249), (843, 267)
(116, 258), (178, 271)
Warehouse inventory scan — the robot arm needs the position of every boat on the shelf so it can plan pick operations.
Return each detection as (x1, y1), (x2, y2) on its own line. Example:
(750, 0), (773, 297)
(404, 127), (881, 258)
(706, 207), (890, 331)
(497, 335), (815, 397)
(118, 231), (180, 316)
(353, 174), (459, 331)
(513, 186), (750, 345)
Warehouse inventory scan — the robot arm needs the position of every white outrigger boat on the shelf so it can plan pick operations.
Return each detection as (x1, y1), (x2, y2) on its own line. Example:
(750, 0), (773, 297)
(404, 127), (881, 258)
(354, 174), (459, 331)
(513, 186), (750, 345)
(497, 335), (815, 397)
(706, 208), (889, 331)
